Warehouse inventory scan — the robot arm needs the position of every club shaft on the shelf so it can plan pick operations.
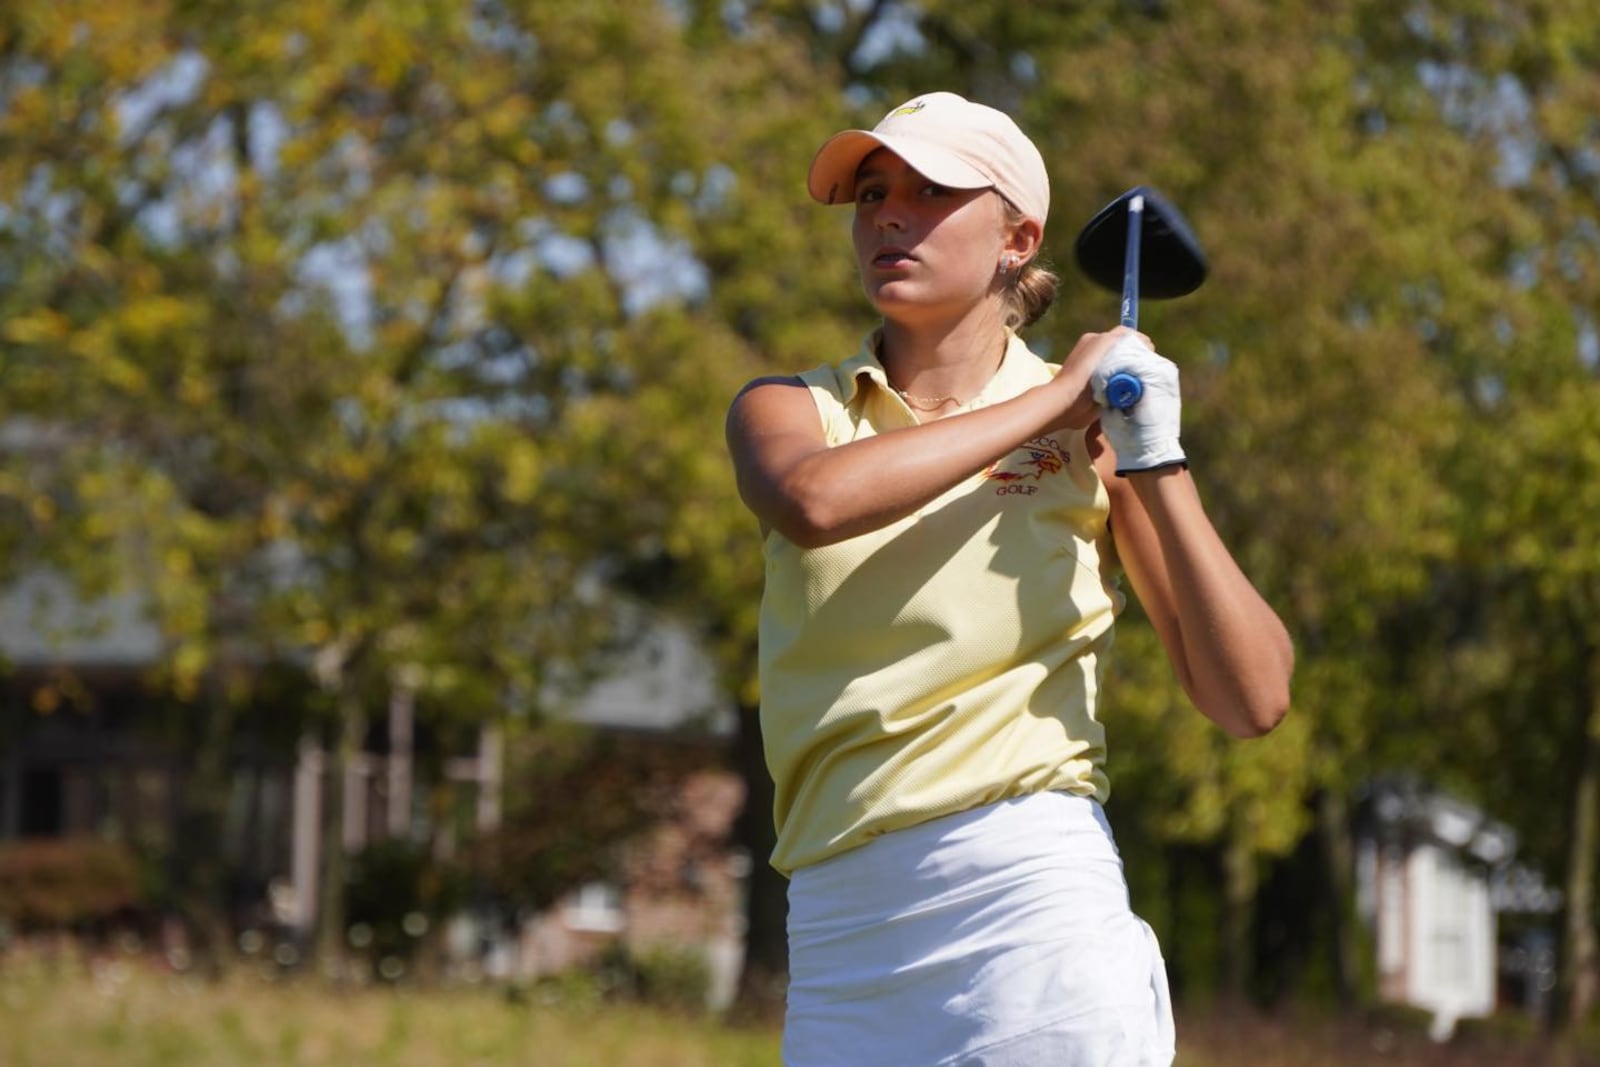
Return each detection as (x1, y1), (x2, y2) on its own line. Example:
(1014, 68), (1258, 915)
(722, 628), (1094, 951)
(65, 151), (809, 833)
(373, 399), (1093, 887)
(1121, 194), (1144, 329)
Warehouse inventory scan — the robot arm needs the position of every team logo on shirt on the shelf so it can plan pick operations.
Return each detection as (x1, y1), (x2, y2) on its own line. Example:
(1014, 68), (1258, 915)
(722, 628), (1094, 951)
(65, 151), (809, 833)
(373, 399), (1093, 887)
(983, 436), (1070, 495)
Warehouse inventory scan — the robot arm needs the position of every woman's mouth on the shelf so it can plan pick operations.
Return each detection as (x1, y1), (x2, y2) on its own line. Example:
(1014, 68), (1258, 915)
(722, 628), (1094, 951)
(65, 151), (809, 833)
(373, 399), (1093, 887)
(873, 247), (915, 268)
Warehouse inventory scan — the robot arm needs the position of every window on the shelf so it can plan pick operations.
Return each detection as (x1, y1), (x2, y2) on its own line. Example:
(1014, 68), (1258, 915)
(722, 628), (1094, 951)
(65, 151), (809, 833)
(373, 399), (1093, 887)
(20, 768), (62, 836)
(565, 881), (625, 933)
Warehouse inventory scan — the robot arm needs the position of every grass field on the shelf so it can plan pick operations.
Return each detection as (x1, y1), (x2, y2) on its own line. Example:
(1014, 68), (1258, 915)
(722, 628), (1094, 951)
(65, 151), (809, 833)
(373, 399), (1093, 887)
(1, 950), (1591, 1066)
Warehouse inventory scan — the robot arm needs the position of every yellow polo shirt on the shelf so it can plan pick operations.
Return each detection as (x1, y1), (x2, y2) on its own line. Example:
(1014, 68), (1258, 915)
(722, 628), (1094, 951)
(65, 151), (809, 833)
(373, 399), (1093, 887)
(759, 330), (1124, 874)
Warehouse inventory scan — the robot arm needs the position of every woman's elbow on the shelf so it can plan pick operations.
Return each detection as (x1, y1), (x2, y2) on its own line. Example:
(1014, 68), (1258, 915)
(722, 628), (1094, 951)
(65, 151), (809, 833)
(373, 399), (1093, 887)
(1202, 652), (1294, 739)
(1227, 629), (1295, 737)
(1227, 690), (1290, 739)
(776, 517), (835, 550)
(767, 490), (848, 549)
(738, 466), (840, 549)
(762, 466), (871, 548)
(1229, 656), (1295, 738)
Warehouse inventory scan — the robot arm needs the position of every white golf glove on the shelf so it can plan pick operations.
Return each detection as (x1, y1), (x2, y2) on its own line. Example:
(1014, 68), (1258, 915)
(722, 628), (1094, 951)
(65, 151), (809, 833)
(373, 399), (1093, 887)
(1091, 335), (1188, 475)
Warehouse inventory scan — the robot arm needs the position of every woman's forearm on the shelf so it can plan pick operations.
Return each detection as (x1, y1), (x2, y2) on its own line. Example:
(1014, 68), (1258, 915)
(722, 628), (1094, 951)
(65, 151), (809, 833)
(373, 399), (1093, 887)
(1128, 467), (1294, 736)
(763, 375), (1086, 547)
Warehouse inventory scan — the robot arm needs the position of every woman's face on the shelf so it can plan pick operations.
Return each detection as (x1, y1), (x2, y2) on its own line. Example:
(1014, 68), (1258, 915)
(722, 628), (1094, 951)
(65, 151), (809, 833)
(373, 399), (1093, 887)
(851, 149), (1010, 324)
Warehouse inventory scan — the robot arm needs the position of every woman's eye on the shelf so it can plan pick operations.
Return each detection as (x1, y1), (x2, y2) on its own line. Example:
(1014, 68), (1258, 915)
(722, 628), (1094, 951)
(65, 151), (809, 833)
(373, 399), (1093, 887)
(857, 186), (884, 203)
(921, 183), (951, 197)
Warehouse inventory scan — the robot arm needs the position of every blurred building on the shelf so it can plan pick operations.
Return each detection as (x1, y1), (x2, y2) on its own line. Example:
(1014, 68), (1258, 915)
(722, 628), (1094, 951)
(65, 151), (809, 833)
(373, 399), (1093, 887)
(500, 619), (745, 1009)
(0, 573), (747, 1009)
(0, 571), (506, 936)
(0, 572), (175, 844)
(1353, 775), (1558, 1038)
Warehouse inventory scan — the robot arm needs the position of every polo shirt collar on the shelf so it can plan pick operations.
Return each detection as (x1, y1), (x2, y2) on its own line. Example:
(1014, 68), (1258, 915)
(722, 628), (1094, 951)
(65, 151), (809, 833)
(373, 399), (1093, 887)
(838, 327), (1035, 408)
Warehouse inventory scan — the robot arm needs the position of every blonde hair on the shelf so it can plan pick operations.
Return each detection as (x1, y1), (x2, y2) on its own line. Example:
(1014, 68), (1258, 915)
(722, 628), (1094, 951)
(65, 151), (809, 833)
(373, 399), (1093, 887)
(1000, 198), (1058, 330)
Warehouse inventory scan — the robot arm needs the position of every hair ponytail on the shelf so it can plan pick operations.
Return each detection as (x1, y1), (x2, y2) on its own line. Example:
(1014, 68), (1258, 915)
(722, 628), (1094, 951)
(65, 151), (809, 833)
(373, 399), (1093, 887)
(1003, 262), (1059, 330)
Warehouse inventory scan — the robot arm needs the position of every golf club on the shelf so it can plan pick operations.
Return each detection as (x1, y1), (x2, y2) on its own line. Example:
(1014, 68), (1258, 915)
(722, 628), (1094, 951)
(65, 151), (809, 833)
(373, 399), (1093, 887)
(1072, 185), (1208, 410)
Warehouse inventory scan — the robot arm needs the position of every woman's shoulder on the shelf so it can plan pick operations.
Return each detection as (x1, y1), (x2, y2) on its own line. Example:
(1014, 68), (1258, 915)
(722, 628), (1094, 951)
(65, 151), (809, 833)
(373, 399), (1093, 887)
(730, 341), (877, 414)
(729, 367), (836, 413)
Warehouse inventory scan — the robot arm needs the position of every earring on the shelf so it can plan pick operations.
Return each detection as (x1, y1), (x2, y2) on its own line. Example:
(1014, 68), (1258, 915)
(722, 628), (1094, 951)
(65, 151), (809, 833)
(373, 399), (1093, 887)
(1004, 254), (1020, 272)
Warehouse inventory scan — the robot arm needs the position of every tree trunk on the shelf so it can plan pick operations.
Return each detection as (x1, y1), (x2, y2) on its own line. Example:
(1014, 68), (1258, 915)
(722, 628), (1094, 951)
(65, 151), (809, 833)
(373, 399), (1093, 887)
(1316, 786), (1362, 1007)
(173, 684), (240, 978)
(1560, 639), (1600, 1028)
(1221, 823), (1257, 1002)
(314, 690), (366, 975)
(731, 702), (788, 1021)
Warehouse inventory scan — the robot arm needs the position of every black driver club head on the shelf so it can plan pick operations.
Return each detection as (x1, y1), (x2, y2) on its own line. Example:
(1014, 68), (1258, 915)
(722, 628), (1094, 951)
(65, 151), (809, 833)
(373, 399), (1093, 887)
(1073, 185), (1208, 302)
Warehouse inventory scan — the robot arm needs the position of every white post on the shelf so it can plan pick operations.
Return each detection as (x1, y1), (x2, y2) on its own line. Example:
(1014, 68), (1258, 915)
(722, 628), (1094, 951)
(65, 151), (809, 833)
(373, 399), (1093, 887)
(291, 735), (323, 935)
(477, 722), (503, 833)
(388, 685), (414, 839)
(344, 755), (369, 852)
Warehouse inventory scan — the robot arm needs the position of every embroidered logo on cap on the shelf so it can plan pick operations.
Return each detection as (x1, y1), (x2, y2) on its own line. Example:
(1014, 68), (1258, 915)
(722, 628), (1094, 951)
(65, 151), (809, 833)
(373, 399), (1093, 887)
(887, 101), (927, 119)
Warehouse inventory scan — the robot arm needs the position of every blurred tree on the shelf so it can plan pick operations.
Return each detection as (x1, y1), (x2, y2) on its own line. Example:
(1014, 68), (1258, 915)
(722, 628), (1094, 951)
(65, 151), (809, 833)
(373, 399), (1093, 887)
(0, 0), (643, 964)
(467, 726), (689, 914)
(1343, 0), (1600, 1028)
(3, 0), (1597, 1027)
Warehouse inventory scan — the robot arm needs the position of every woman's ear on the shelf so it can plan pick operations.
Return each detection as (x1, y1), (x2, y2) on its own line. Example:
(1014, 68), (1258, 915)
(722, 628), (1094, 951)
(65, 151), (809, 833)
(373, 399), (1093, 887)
(1005, 216), (1044, 266)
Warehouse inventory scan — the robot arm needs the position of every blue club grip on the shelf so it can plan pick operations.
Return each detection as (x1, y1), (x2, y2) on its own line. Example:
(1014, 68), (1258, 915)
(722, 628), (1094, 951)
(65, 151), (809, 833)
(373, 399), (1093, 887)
(1105, 371), (1144, 411)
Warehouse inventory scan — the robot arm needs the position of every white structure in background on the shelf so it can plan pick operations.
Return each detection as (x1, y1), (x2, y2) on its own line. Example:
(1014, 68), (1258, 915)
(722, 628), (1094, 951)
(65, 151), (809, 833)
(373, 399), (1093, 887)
(284, 685), (504, 937)
(1354, 777), (1516, 1040)
(560, 614), (735, 737)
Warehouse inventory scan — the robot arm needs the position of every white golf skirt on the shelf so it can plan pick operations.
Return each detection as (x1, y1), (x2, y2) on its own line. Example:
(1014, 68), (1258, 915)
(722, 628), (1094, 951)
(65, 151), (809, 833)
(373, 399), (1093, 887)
(783, 791), (1174, 1067)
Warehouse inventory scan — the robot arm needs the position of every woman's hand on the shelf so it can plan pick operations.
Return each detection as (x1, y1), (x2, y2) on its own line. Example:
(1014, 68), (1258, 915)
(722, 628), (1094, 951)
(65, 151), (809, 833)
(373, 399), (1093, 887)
(1046, 326), (1153, 431)
(1091, 335), (1187, 475)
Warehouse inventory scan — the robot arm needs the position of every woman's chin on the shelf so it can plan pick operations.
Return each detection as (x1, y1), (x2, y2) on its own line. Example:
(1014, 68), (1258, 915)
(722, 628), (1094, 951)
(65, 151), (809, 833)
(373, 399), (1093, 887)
(864, 280), (931, 315)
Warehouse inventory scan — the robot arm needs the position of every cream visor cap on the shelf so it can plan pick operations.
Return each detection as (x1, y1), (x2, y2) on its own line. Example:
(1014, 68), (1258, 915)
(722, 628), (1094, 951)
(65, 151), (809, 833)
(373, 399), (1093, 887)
(807, 92), (1050, 224)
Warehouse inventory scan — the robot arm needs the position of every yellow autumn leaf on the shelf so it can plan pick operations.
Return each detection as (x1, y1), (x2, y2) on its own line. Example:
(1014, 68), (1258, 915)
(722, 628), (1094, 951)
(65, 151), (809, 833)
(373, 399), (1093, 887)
(119, 296), (199, 343)
(501, 441), (541, 504)
(32, 684), (62, 715)
(3, 309), (72, 345)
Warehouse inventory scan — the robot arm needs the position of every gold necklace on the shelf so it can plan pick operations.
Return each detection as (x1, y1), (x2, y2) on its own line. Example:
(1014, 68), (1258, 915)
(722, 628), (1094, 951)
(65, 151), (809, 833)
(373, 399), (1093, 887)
(892, 386), (961, 409)
(882, 334), (1004, 410)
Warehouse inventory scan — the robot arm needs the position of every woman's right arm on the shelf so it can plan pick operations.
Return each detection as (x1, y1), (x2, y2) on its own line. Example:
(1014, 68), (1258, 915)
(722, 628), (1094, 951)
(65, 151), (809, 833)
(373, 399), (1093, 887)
(725, 332), (1129, 548)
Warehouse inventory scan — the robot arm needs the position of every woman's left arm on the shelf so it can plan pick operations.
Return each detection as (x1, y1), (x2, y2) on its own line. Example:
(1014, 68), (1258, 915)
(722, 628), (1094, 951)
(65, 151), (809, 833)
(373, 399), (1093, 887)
(1092, 431), (1294, 738)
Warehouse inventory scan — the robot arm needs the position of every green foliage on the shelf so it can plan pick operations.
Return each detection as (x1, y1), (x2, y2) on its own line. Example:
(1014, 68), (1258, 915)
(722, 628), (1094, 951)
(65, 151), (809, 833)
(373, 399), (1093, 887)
(343, 839), (469, 969)
(525, 966), (609, 1013)
(467, 726), (706, 913)
(630, 944), (714, 1016)
(595, 940), (714, 1016)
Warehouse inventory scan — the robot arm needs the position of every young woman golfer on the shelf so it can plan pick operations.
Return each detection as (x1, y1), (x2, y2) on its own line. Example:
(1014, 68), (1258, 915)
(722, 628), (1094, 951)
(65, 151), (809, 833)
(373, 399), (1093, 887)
(726, 92), (1294, 1066)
